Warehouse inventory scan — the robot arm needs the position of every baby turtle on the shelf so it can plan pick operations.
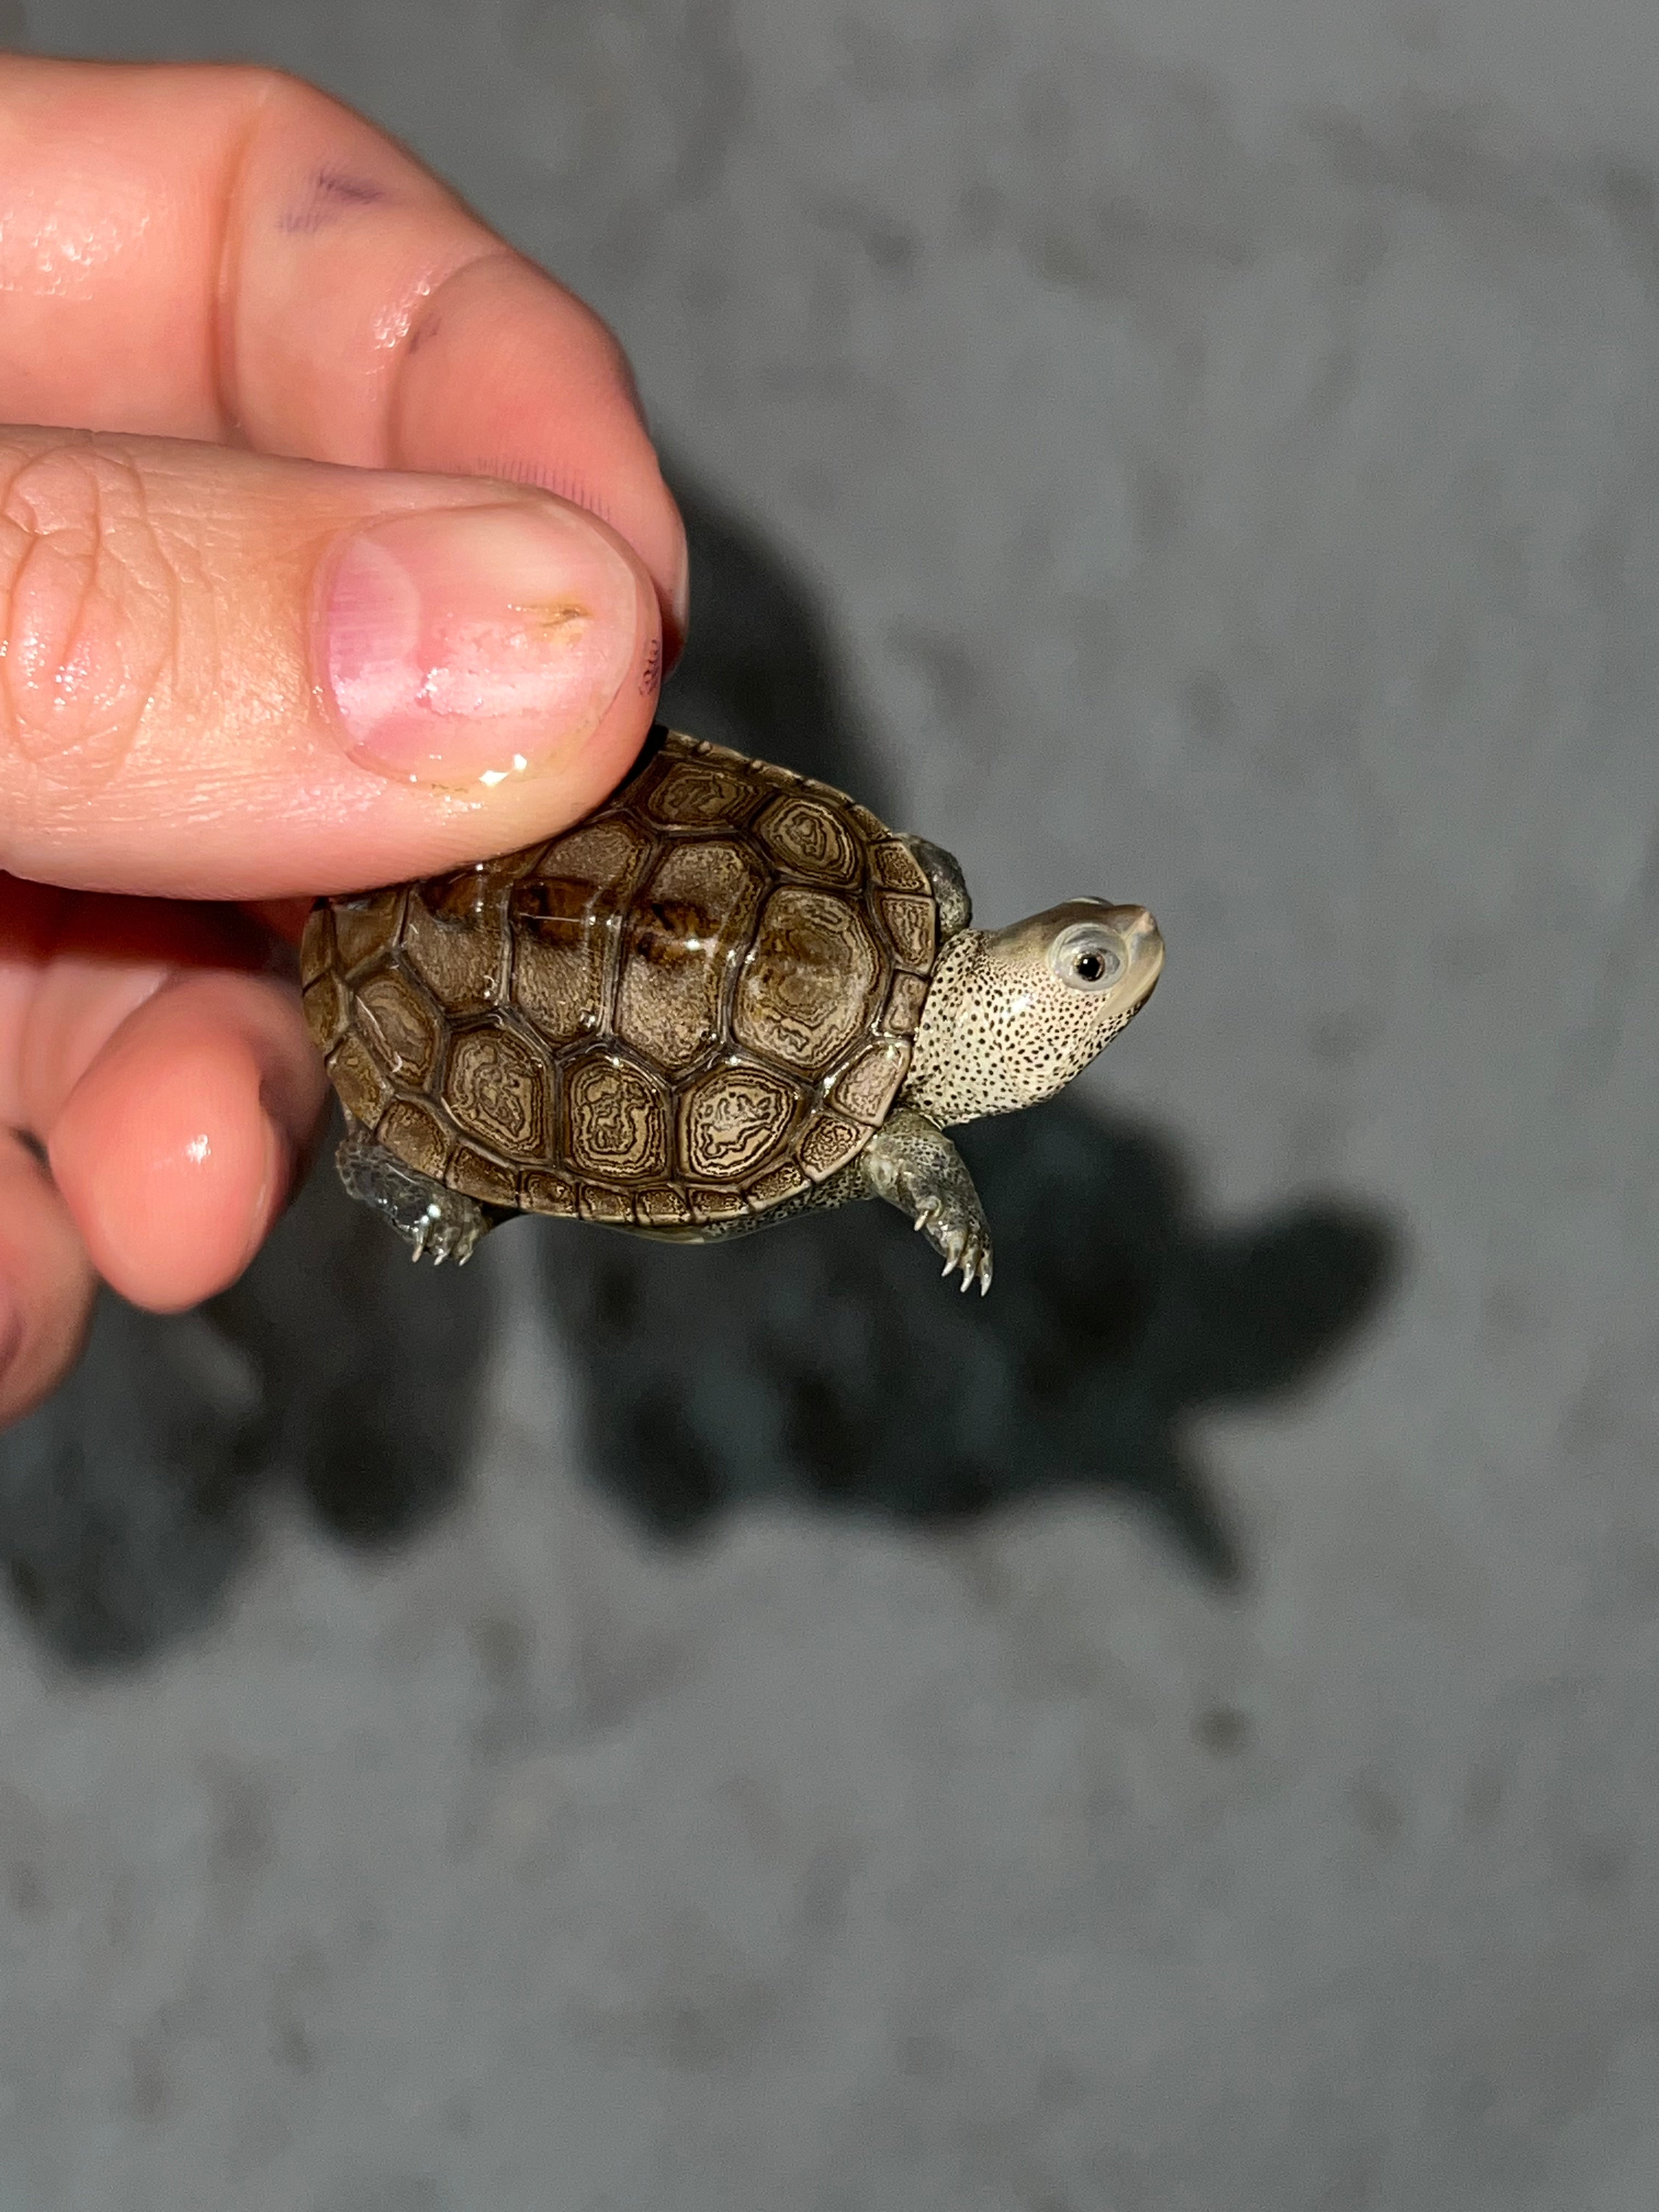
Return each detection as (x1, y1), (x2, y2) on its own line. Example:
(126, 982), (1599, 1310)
(302, 726), (1163, 1292)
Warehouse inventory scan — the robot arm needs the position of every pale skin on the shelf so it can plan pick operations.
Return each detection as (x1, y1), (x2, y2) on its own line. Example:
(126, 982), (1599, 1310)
(0, 56), (688, 1427)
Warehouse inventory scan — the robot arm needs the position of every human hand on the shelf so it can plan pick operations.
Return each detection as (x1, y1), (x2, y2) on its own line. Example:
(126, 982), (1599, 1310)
(0, 56), (685, 1426)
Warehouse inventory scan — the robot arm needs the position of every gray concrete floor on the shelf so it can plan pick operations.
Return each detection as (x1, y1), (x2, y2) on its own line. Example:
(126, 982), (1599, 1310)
(3, 1), (1659, 2206)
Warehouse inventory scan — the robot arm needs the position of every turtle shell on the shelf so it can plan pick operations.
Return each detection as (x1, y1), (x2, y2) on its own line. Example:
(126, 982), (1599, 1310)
(301, 727), (941, 1228)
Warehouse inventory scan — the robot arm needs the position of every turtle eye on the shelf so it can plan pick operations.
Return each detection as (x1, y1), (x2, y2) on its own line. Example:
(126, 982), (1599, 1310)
(1048, 923), (1125, 994)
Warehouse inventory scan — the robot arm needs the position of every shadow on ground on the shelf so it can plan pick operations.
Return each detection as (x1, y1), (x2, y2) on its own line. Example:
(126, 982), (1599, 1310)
(0, 473), (1398, 1667)
(541, 473), (1400, 1579)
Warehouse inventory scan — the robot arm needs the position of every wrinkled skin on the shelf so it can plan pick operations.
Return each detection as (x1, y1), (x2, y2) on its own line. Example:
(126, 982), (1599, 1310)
(0, 56), (685, 1429)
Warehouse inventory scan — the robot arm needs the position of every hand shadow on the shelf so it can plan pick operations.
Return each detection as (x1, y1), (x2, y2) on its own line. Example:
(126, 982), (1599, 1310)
(0, 468), (1398, 1668)
(0, 1135), (496, 1668)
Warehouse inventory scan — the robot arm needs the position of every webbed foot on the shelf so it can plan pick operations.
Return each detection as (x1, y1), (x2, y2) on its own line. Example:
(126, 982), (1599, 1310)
(862, 1107), (993, 1294)
(335, 1120), (497, 1266)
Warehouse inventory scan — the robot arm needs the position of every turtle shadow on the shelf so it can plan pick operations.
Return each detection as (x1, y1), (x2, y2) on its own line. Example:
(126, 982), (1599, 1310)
(541, 1112), (1396, 1578)
(539, 472), (1402, 1578)
(0, 471), (1398, 1667)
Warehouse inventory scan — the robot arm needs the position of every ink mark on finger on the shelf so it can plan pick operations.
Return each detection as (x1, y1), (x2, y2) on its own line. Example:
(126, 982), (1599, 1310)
(406, 308), (442, 359)
(280, 167), (389, 235)
(639, 636), (663, 698)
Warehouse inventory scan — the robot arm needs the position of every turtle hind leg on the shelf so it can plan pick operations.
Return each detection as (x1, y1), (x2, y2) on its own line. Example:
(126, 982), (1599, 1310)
(335, 1120), (500, 1266)
(861, 1107), (992, 1294)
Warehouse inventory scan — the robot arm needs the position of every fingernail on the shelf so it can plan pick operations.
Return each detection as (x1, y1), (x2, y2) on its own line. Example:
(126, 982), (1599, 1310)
(321, 503), (642, 785)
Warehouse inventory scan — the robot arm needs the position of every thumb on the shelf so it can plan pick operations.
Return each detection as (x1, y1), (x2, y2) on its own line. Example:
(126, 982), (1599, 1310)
(0, 430), (665, 901)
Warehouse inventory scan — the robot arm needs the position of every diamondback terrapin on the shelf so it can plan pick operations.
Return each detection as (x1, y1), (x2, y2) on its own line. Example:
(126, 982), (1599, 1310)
(302, 725), (1163, 1292)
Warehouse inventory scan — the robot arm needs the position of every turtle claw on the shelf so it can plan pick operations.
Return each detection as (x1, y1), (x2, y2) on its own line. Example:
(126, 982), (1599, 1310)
(940, 1232), (992, 1295)
(919, 1216), (994, 1296)
(932, 1217), (992, 1295)
(862, 1109), (995, 1300)
(409, 1198), (480, 1267)
(410, 1218), (482, 1266)
(335, 1126), (494, 1270)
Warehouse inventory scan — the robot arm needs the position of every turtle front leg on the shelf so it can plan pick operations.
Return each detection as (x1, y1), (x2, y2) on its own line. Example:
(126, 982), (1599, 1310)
(335, 1120), (500, 1266)
(898, 835), (972, 935)
(861, 1107), (993, 1294)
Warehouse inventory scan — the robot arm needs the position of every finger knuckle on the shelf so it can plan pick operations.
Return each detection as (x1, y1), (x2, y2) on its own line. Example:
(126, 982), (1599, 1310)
(231, 63), (410, 183)
(0, 439), (182, 785)
(230, 62), (348, 138)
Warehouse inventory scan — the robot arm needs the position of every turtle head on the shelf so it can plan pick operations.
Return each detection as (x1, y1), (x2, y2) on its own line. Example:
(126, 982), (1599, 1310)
(904, 898), (1164, 1125)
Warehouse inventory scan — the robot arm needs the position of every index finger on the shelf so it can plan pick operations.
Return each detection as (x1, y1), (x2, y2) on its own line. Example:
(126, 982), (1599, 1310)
(0, 55), (686, 646)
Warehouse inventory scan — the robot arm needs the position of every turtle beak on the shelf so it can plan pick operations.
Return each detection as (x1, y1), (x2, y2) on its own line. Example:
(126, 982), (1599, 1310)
(1102, 904), (1164, 998)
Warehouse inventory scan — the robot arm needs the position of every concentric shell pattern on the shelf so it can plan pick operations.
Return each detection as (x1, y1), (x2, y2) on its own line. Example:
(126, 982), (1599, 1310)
(301, 729), (940, 1227)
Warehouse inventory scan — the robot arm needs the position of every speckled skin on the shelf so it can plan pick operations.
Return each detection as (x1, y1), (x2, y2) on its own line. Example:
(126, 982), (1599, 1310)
(904, 902), (1165, 1128)
(308, 730), (1163, 1294)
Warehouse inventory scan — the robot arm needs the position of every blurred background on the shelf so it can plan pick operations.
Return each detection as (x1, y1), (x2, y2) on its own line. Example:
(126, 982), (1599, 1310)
(2, 1), (1657, 2205)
